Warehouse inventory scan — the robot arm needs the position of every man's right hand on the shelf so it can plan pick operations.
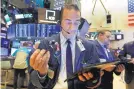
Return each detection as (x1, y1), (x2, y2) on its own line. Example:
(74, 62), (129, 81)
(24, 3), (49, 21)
(101, 64), (116, 72)
(129, 58), (134, 64)
(30, 49), (50, 76)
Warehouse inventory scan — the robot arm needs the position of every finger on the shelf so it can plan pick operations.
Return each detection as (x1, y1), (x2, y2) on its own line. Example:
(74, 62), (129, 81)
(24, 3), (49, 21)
(36, 51), (50, 73)
(30, 49), (40, 66)
(33, 57), (43, 70)
(37, 51), (50, 70)
(36, 57), (44, 70)
(37, 51), (50, 68)
(119, 65), (125, 71)
(78, 75), (86, 82)
(130, 59), (134, 64)
(83, 73), (91, 80)
(117, 64), (122, 69)
(42, 51), (50, 65)
(34, 50), (46, 69)
(37, 56), (49, 71)
(88, 72), (93, 78)
(118, 65), (123, 70)
(36, 49), (46, 60)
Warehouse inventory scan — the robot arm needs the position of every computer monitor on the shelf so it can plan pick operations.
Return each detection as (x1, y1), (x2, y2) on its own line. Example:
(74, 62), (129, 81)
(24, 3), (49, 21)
(10, 48), (18, 56)
(12, 40), (20, 48)
(20, 41), (33, 48)
(0, 32), (7, 38)
(1, 38), (10, 48)
(27, 48), (32, 52)
(7, 24), (16, 39)
(115, 34), (124, 40)
(1, 24), (7, 31)
(1, 47), (9, 56)
(15, 24), (36, 37)
(10, 47), (32, 56)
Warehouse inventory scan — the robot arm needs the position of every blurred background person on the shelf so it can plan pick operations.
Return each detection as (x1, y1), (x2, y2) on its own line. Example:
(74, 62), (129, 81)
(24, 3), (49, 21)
(93, 30), (125, 89)
(12, 42), (30, 89)
(119, 41), (134, 89)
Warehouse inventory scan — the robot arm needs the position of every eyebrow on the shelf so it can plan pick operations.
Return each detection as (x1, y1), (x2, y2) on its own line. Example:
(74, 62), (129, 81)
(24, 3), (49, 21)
(64, 19), (81, 22)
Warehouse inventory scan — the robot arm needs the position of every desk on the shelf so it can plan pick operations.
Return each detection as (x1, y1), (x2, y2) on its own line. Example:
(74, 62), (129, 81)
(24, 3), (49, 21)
(1, 56), (15, 68)
(1, 57), (15, 88)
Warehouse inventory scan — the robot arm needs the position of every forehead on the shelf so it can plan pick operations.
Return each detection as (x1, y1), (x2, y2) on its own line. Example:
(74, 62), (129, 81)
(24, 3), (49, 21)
(104, 31), (111, 35)
(62, 9), (80, 19)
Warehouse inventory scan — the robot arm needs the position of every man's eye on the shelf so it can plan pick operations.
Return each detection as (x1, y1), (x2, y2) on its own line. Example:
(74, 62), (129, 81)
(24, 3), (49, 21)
(74, 22), (80, 25)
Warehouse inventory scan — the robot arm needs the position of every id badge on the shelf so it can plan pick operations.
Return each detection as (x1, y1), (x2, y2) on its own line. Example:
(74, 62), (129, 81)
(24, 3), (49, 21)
(77, 40), (85, 51)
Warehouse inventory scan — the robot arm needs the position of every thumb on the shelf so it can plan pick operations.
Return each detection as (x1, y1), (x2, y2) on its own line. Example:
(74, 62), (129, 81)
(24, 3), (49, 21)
(101, 65), (116, 70)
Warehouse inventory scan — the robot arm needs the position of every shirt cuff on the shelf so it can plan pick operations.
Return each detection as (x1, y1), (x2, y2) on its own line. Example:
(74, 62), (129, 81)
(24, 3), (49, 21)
(37, 71), (47, 81)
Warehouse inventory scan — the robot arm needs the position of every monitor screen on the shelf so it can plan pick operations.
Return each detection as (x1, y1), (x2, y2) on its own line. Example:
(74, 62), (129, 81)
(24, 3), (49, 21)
(27, 24), (36, 37)
(1, 47), (9, 56)
(0, 32), (7, 38)
(10, 48), (18, 56)
(12, 40), (20, 48)
(7, 24), (16, 39)
(27, 48), (32, 52)
(20, 41), (33, 48)
(48, 24), (60, 36)
(115, 34), (124, 40)
(4, 14), (12, 25)
(15, 24), (36, 37)
(1, 38), (10, 48)
(1, 25), (7, 31)
(37, 24), (47, 37)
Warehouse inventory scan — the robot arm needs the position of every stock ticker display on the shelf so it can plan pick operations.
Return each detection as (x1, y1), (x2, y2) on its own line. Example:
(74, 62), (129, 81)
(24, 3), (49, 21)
(7, 24), (60, 39)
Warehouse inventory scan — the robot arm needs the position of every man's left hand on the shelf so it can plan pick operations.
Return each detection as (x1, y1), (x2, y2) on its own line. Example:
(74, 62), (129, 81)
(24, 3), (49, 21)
(115, 64), (125, 72)
(78, 72), (93, 82)
(129, 58), (134, 64)
(78, 71), (104, 89)
(78, 71), (104, 82)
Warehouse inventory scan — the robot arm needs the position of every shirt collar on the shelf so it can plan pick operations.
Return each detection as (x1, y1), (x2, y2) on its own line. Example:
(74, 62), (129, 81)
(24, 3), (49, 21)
(60, 32), (76, 45)
(60, 32), (67, 45)
(97, 39), (105, 47)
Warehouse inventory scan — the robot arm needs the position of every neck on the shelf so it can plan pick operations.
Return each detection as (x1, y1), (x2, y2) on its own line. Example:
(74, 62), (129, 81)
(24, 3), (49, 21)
(97, 38), (104, 43)
(61, 31), (76, 40)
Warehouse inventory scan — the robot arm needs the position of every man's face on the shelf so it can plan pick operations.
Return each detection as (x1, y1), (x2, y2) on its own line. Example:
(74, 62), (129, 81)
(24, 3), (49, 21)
(61, 9), (81, 39)
(100, 31), (111, 44)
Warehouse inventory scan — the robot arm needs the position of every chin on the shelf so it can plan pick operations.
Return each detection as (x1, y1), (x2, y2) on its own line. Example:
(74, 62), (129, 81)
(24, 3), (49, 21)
(66, 34), (76, 39)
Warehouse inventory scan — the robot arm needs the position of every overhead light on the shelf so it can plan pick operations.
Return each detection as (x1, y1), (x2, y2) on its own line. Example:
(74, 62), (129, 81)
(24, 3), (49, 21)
(39, 20), (57, 24)
(15, 14), (33, 19)
(15, 14), (24, 19)
(9, 4), (11, 6)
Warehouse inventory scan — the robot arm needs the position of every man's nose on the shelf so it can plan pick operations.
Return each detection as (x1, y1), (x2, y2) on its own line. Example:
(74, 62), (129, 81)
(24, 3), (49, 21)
(68, 23), (76, 30)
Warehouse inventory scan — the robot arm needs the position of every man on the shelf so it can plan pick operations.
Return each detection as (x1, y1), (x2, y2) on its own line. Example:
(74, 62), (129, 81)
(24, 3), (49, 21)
(12, 42), (30, 89)
(29, 4), (103, 89)
(93, 30), (125, 89)
(119, 41), (134, 89)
